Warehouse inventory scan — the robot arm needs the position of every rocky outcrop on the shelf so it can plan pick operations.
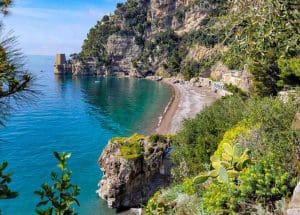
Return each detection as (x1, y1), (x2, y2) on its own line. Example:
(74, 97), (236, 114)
(107, 35), (142, 77)
(97, 134), (172, 208)
(54, 54), (100, 76)
(288, 182), (300, 215)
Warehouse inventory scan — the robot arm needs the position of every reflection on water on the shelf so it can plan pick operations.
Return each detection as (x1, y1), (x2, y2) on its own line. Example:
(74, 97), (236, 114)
(54, 75), (172, 134)
(0, 56), (172, 215)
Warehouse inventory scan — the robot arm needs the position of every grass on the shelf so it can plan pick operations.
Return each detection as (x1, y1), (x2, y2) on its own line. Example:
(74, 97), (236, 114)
(110, 134), (145, 160)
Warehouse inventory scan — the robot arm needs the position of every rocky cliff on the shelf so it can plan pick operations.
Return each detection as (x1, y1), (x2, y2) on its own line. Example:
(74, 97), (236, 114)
(97, 134), (172, 208)
(78, 0), (228, 78)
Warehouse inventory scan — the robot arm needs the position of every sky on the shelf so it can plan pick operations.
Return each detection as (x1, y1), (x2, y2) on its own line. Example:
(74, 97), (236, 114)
(3, 0), (123, 55)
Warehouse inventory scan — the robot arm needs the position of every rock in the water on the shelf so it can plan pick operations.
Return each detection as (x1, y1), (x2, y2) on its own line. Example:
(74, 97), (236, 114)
(97, 134), (172, 209)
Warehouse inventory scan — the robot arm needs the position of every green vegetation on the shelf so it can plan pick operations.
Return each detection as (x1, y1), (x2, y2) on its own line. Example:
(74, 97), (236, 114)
(146, 94), (300, 214)
(81, 0), (299, 94)
(0, 161), (18, 199)
(220, 0), (300, 96)
(111, 134), (144, 160)
(171, 96), (246, 179)
(34, 152), (80, 215)
(0, 1), (32, 213)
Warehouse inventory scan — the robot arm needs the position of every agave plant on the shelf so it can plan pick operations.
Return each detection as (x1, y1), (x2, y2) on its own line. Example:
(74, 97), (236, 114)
(193, 143), (251, 184)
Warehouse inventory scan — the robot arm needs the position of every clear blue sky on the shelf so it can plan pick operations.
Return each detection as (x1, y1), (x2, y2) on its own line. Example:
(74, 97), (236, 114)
(3, 0), (124, 55)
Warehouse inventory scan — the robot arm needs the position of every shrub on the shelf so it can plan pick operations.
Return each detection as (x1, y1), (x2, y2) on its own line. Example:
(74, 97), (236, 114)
(116, 134), (144, 160)
(203, 182), (241, 214)
(34, 152), (80, 215)
(0, 161), (18, 199)
(277, 57), (300, 87)
(171, 96), (246, 181)
(145, 182), (201, 215)
(239, 159), (297, 208)
(148, 134), (167, 143)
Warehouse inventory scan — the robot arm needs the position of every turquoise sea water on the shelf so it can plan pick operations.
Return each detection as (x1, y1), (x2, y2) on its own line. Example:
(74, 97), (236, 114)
(0, 56), (172, 215)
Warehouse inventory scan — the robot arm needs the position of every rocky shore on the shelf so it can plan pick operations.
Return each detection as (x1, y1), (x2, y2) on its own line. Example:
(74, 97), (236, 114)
(96, 76), (228, 212)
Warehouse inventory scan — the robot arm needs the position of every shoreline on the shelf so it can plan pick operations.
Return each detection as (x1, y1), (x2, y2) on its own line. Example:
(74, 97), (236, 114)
(155, 78), (222, 134)
(156, 79), (180, 134)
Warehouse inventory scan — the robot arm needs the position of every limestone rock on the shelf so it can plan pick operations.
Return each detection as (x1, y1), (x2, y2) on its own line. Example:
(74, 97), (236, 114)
(288, 182), (300, 215)
(107, 35), (142, 77)
(97, 134), (172, 208)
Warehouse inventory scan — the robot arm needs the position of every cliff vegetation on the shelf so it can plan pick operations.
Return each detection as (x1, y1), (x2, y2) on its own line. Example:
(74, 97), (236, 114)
(81, 0), (299, 96)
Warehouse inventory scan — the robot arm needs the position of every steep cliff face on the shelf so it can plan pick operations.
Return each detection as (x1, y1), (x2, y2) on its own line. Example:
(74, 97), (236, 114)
(80, 0), (223, 77)
(106, 35), (141, 76)
(97, 134), (172, 208)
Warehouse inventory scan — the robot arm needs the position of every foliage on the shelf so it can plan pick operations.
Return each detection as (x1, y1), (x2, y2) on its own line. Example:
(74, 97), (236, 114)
(203, 182), (241, 214)
(80, 17), (119, 65)
(113, 134), (144, 160)
(148, 134), (168, 143)
(224, 83), (249, 98)
(81, 0), (148, 66)
(171, 96), (246, 181)
(109, 136), (127, 143)
(0, 161), (18, 199)
(0, 3), (32, 214)
(194, 146), (251, 184)
(172, 93), (300, 182)
(239, 159), (297, 207)
(0, 0), (11, 15)
(221, 0), (300, 96)
(0, 31), (32, 126)
(145, 182), (201, 215)
(34, 152), (80, 215)
(213, 120), (252, 156)
(277, 57), (300, 87)
(201, 158), (298, 214)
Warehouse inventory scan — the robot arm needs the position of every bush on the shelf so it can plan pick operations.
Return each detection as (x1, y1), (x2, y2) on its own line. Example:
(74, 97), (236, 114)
(34, 152), (80, 215)
(171, 96), (246, 181)
(0, 161), (18, 199)
(110, 134), (145, 160)
(239, 159), (297, 208)
(145, 181), (201, 215)
(277, 57), (300, 87)
(172, 93), (300, 181)
(203, 182), (241, 214)
(148, 134), (167, 143)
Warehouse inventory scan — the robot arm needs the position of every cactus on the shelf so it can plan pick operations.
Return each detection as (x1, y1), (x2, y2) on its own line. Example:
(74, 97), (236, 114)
(193, 143), (251, 184)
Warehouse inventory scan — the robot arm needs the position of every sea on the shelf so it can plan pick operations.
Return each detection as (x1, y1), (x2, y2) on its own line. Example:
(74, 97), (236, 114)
(0, 55), (172, 215)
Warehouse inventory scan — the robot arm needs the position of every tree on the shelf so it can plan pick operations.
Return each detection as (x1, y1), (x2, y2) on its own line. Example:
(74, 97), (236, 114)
(0, 0), (32, 125)
(0, 0), (12, 15)
(0, 161), (18, 214)
(34, 152), (80, 215)
(0, 1), (31, 213)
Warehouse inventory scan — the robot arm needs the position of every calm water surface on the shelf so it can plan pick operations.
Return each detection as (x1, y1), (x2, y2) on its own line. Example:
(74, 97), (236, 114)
(0, 56), (172, 215)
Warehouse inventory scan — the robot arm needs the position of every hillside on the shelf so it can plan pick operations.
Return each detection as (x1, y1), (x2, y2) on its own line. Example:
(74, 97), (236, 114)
(80, 0), (299, 96)
(81, 0), (300, 214)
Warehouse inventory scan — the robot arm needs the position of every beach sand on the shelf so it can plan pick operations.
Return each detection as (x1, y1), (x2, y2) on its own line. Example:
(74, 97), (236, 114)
(156, 78), (221, 134)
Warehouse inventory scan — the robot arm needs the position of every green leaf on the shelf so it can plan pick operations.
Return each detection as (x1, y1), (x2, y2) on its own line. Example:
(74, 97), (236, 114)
(36, 200), (49, 207)
(193, 174), (209, 184)
(223, 143), (234, 156)
(218, 165), (229, 183)
(53, 152), (61, 161)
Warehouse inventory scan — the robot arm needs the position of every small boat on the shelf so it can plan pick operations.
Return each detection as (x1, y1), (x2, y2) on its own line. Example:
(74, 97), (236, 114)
(94, 80), (100, 83)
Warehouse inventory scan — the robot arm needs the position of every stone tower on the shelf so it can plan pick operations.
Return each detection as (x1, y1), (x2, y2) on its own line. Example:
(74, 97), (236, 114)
(54, 54), (67, 74)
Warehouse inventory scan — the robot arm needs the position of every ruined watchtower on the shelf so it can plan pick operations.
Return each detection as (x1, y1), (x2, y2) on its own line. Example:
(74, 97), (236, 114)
(54, 54), (68, 74)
